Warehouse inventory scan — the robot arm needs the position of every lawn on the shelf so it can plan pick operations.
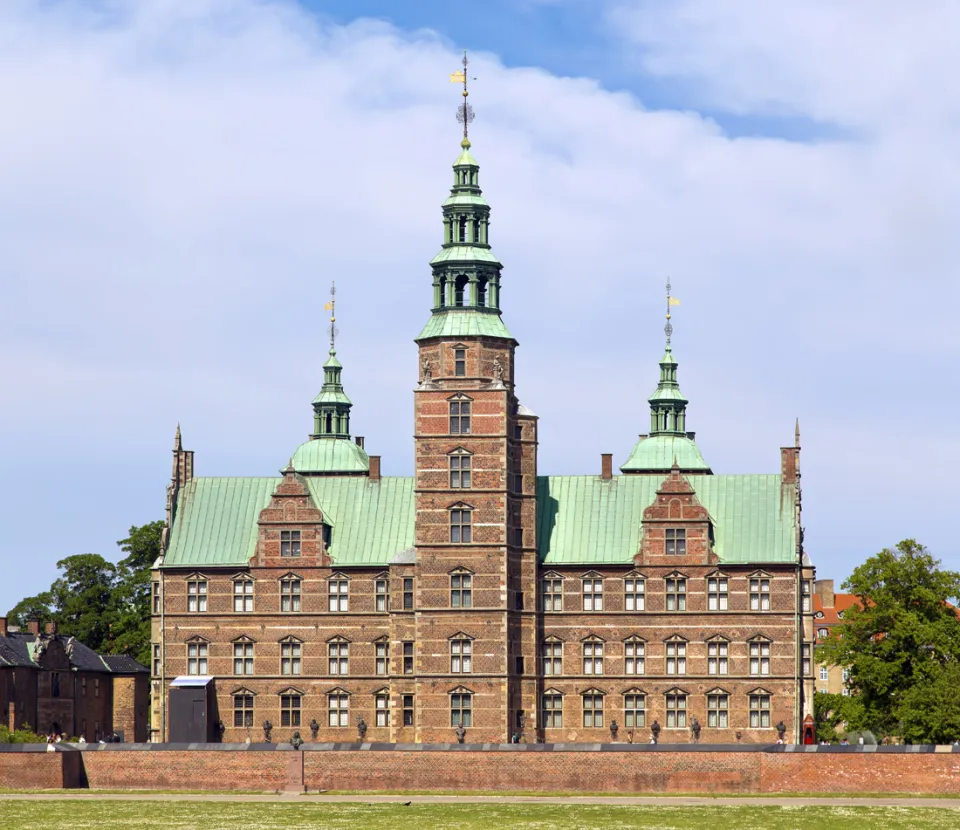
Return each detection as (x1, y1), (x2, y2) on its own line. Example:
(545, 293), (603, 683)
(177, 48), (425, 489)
(1, 801), (959, 830)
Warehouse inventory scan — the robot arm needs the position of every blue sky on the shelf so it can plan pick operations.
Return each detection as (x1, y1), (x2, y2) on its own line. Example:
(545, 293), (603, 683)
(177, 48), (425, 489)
(1, 0), (959, 614)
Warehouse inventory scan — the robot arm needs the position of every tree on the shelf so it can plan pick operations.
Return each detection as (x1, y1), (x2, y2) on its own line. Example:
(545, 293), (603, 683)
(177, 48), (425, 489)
(110, 521), (163, 665)
(813, 692), (847, 743)
(49, 554), (118, 653)
(819, 539), (960, 741)
(6, 592), (53, 629)
(898, 662), (960, 744)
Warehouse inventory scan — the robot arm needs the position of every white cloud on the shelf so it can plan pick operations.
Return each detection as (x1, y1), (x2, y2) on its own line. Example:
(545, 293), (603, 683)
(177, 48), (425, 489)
(1, 0), (959, 611)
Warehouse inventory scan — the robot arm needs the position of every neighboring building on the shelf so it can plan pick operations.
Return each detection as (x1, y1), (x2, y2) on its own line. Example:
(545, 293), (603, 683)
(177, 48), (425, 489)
(0, 618), (149, 741)
(813, 579), (859, 696)
(151, 127), (815, 744)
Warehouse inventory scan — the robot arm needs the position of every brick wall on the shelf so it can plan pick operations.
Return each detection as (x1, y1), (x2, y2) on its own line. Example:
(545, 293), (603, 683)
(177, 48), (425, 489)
(0, 749), (67, 788)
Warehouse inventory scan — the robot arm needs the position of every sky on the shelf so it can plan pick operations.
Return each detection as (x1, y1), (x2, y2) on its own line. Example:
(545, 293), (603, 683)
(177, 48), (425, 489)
(2, 0), (959, 615)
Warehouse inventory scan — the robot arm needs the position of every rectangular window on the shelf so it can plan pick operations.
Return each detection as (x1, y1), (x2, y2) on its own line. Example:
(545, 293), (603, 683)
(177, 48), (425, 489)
(187, 579), (207, 613)
(403, 578), (414, 610)
(665, 693), (687, 728)
(625, 640), (645, 675)
(542, 641), (562, 675)
(582, 578), (603, 611)
(665, 528), (686, 555)
(451, 573), (473, 607)
(451, 692), (472, 727)
(281, 694), (301, 728)
(233, 694), (253, 728)
(449, 454), (472, 488)
(328, 641), (349, 675)
(280, 529), (301, 557)
(233, 641), (254, 675)
(186, 642), (207, 675)
(625, 577), (645, 611)
(842, 668), (850, 683)
(665, 577), (686, 611)
(402, 694), (415, 727)
(281, 641), (302, 676)
(624, 693), (646, 729)
(802, 580), (813, 612)
(819, 666), (829, 682)
(152, 582), (161, 614)
(707, 577), (728, 611)
(94, 678), (99, 698)
(708, 641), (729, 675)
(454, 348), (466, 377)
(375, 692), (390, 727)
(707, 693), (729, 728)
(666, 641), (687, 675)
(328, 693), (349, 728)
(403, 641), (414, 674)
(582, 693), (604, 728)
(328, 579), (349, 612)
(450, 509), (472, 543)
(542, 693), (563, 728)
(749, 694), (771, 728)
(449, 400), (471, 434)
(233, 580), (253, 612)
(81, 677), (87, 697)
(802, 643), (812, 676)
(280, 578), (301, 613)
(542, 578), (563, 611)
(750, 641), (771, 676)
(451, 639), (472, 673)
(152, 644), (161, 677)
(375, 578), (389, 612)
(750, 578), (771, 611)
(375, 641), (389, 676)
(516, 656), (524, 674)
(583, 641), (603, 675)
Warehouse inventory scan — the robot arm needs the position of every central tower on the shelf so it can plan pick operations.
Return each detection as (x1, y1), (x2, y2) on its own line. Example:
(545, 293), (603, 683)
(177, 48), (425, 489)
(410, 55), (539, 742)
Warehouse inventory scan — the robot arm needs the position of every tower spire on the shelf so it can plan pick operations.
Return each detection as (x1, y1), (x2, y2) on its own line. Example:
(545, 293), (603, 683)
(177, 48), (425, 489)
(649, 281), (688, 436)
(451, 50), (475, 146)
(327, 281), (337, 354)
(311, 282), (352, 439)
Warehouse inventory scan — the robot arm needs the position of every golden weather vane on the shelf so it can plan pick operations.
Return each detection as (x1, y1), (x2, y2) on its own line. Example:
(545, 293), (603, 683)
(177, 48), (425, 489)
(665, 279), (680, 346)
(323, 281), (337, 352)
(449, 50), (476, 142)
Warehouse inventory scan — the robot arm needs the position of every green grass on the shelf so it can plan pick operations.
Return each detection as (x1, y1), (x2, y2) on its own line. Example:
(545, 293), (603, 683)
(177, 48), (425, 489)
(1, 801), (959, 829)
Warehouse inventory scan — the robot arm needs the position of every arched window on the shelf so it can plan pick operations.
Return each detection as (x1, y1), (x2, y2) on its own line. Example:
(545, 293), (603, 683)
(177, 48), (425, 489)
(439, 275), (448, 308)
(458, 216), (468, 243)
(454, 274), (469, 307)
(476, 277), (487, 307)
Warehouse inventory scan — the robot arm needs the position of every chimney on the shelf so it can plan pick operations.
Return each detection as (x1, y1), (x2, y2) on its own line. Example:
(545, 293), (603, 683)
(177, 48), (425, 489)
(780, 446), (799, 485)
(26, 619), (40, 635)
(600, 453), (613, 481)
(0, 617), (7, 637)
(369, 455), (381, 481)
(815, 579), (835, 609)
(44, 622), (57, 636)
(355, 436), (365, 449)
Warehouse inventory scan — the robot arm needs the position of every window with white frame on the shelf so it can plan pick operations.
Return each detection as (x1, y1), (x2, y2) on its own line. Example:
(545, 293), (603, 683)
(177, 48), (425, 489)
(450, 691), (472, 727)
(233, 578), (253, 612)
(817, 627), (828, 640)
(375, 692), (390, 727)
(375, 641), (389, 676)
(749, 693), (771, 728)
(451, 571), (473, 607)
(541, 692), (563, 728)
(153, 582), (161, 614)
(328, 577), (349, 612)
(665, 692), (687, 728)
(625, 576), (645, 611)
(375, 578), (389, 612)
(665, 576), (686, 611)
(451, 638), (472, 673)
(749, 640), (771, 676)
(665, 528), (686, 555)
(819, 666), (829, 682)
(280, 529), (301, 557)
(708, 641), (728, 675)
(802, 643), (812, 676)
(280, 577), (301, 612)
(582, 577), (603, 611)
(542, 640), (562, 675)
(666, 640), (686, 675)
(582, 639), (604, 674)
(186, 641), (207, 675)
(750, 577), (771, 611)
(707, 692), (729, 728)
(625, 639), (645, 675)
(707, 576), (728, 610)
(582, 692), (604, 728)
(449, 452), (472, 488)
(328, 692), (349, 727)
(624, 693), (646, 729)
(233, 640), (254, 675)
(802, 579), (813, 612)
(152, 644), (161, 676)
(542, 576), (563, 611)
(328, 640), (349, 675)
(187, 579), (207, 613)
(280, 640), (302, 675)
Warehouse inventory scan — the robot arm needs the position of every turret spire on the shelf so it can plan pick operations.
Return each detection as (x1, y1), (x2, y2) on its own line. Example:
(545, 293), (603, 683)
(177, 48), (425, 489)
(311, 282), (353, 439)
(649, 281), (688, 436)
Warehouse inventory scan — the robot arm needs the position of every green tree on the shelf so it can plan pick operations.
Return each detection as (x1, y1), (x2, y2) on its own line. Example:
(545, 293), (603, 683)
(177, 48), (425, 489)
(819, 539), (960, 741)
(49, 554), (118, 653)
(813, 692), (846, 743)
(6, 592), (54, 629)
(898, 662), (960, 744)
(110, 521), (164, 665)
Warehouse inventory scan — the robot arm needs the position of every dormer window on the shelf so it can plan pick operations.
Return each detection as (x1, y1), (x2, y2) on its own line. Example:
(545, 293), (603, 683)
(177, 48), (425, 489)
(280, 530), (301, 557)
(665, 528), (686, 555)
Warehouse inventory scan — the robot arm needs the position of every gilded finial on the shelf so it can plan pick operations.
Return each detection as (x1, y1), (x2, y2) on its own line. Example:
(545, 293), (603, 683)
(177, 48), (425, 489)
(450, 50), (476, 144)
(324, 281), (337, 354)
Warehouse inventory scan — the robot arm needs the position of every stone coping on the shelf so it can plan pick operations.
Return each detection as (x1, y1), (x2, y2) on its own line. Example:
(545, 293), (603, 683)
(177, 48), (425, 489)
(1, 742), (956, 754)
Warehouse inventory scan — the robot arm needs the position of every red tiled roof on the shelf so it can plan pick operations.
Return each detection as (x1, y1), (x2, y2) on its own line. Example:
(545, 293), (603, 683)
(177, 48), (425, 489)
(813, 593), (860, 626)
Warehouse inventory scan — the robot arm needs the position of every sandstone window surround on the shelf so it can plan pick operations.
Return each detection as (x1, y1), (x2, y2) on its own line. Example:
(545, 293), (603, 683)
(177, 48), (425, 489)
(624, 636), (646, 675)
(624, 573), (645, 611)
(232, 575), (254, 613)
(581, 573), (603, 611)
(328, 689), (350, 727)
(185, 637), (208, 675)
(665, 637), (687, 675)
(232, 689), (255, 728)
(664, 689), (688, 728)
(448, 394), (472, 435)
(581, 690), (604, 728)
(541, 689), (563, 728)
(802, 643), (812, 676)
(453, 347), (467, 377)
(403, 578), (415, 610)
(582, 636), (604, 675)
(749, 689), (772, 728)
(450, 687), (473, 727)
(374, 689), (390, 727)
(541, 572), (564, 612)
(280, 529), (301, 557)
(450, 568), (474, 608)
(328, 573), (350, 612)
(374, 638), (390, 676)
(280, 637), (303, 676)
(152, 581), (161, 614)
(279, 574), (302, 613)
(449, 448), (472, 488)
(623, 690), (646, 729)
(665, 572), (687, 611)
(152, 644), (161, 677)
(665, 527), (686, 555)
(707, 572), (729, 611)
(232, 637), (255, 676)
(450, 634), (473, 673)
(402, 693), (415, 726)
(402, 641), (414, 674)
(748, 637), (772, 676)
(186, 575), (208, 613)
(449, 504), (473, 544)
(707, 689), (730, 728)
(328, 637), (350, 675)
(707, 637), (729, 676)
(280, 689), (302, 727)
(749, 572), (772, 611)
(375, 575), (389, 612)
(542, 638), (563, 675)
(802, 579), (813, 612)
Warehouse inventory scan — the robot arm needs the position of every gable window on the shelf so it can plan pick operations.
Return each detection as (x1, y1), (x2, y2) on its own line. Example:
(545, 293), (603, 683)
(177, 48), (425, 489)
(750, 577), (771, 611)
(281, 693), (301, 727)
(802, 643), (812, 676)
(454, 348), (466, 377)
(707, 693), (729, 728)
(328, 577), (349, 612)
(665, 576), (686, 611)
(402, 694), (415, 726)
(280, 577), (301, 613)
(582, 639), (604, 675)
(665, 692), (687, 728)
(749, 640), (771, 676)
(375, 578), (389, 612)
(233, 693), (254, 728)
(451, 638), (472, 673)
(541, 693), (563, 728)
(449, 399), (471, 434)
(625, 638), (645, 675)
(449, 453), (472, 488)
(624, 693), (646, 729)
(542, 576), (563, 611)
(707, 576), (728, 611)
(328, 640), (349, 675)
(625, 577), (645, 611)
(708, 641), (729, 675)
(280, 640), (302, 676)
(375, 641), (389, 676)
(450, 507), (472, 543)
(450, 691), (472, 727)
(402, 641), (414, 674)
(582, 692), (604, 728)
(749, 693), (771, 728)
(666, 640), (687, 675)
(542, 640), (562, 675)
(665, 528), (686, 555)
(233, 641), (254, 675)
(328, 692), (349, 727)
(451, 571), (473, 607)
(375, 692), (390, 727)
(187, 579), (207, 613)
(152, 582), (161, 614)
(582, 577), (603, 611)
(186, 641), (208, 675)
(280, 530), (301, 557)
(233, 578), (253, 613)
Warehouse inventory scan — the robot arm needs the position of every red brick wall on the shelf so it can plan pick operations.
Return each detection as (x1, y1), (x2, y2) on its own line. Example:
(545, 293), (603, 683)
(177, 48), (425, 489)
(0, 751), (66, 788)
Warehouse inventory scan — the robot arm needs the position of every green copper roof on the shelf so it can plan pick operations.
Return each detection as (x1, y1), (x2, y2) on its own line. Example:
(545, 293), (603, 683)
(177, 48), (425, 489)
(291, 438), (369, 474)
(537, 474), (797, 565)
(454, 146), (478, 167)
(430, 245), (501, 266)
(620, 435), (711, 474)
(416, 310), (513, 340)
(311, 389), (352, 405)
